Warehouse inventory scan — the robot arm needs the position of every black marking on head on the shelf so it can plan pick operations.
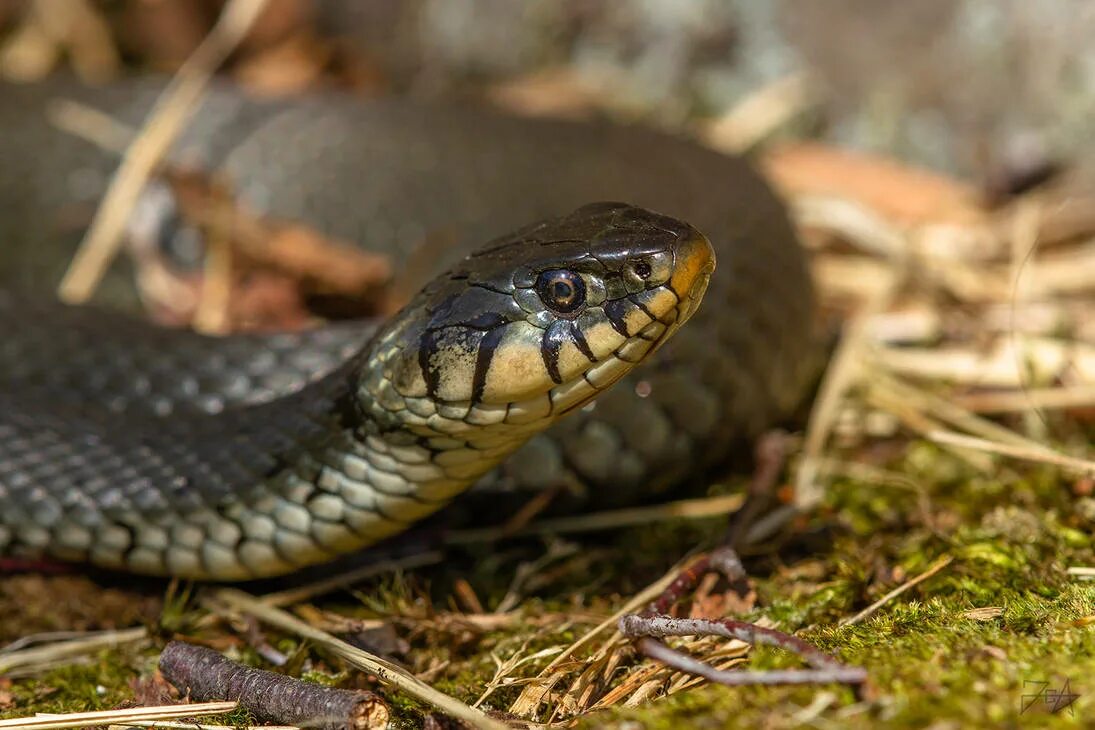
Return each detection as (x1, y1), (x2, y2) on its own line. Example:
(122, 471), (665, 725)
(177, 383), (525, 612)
(603, 298), (633, 337)
(471, 325), (508, 404)
(418, 329), (444, 400)
(541, 319), (571, 384)
(628, 295), (656, 321)
(569, 320), (596, 363)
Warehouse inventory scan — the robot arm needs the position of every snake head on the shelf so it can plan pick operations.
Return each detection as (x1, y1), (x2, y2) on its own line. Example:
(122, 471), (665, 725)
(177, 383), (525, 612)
(358, 202), (715, 446)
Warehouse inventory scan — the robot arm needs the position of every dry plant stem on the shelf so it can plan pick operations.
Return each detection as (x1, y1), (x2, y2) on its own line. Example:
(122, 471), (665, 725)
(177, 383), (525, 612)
(0, 626), (147, 675)
(259, 550), (445, 608)
(840, 555), (954, 627)
(57, 0), (270, 303)
(445, 493), (745, 546)
(159, 641), (389, 730)
(0, 702), (237, 730)
(210, 589), (510, 730)
(790, 268), (900, 523)
(928, 430), (1095, 476)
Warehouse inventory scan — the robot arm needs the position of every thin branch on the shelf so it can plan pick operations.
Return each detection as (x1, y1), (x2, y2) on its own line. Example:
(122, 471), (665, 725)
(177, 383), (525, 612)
(633, 637), (864, 686)
(620, 546), (866, 689)
(209, 589), (511, 730)
(159, 641), (389, 730)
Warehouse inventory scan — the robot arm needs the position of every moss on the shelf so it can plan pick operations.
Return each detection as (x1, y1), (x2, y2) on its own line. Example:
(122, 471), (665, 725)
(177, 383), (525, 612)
(5, 440), (1095, 727)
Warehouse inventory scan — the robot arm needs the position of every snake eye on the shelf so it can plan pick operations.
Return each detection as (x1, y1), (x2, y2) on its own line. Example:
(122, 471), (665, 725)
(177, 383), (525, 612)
(536, 269), (586, 314)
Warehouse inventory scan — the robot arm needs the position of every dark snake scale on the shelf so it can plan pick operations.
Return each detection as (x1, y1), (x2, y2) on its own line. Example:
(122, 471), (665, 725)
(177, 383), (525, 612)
(0, 79), (819, 579)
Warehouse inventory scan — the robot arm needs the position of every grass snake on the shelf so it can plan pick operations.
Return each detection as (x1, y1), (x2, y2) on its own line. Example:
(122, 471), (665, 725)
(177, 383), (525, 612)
(0, 79), (819, 579)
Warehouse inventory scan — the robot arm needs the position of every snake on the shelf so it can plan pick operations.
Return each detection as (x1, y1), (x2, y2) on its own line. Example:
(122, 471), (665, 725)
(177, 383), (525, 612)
(0, 78), (819, 580)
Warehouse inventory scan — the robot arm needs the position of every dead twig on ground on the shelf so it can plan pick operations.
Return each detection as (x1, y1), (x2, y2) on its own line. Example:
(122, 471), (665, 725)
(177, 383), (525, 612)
(209, 589), (510, 730)
(158, 641), (389, 730)
(619, 546), (867, 689)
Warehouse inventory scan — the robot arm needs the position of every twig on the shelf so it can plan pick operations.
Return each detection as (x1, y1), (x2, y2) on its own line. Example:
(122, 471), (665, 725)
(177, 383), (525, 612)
(210, 589), (510, 730)
(159, 641), (388, 730)
(57, 0), (270, 303)
(0, 703), (237, 730)
(619, 546), (867, 688)
(840, 555), (954, 626)
(630, 635), (865, 686)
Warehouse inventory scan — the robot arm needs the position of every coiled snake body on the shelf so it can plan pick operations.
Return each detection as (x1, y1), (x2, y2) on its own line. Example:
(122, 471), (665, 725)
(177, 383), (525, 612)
(0, 80), (818, 579)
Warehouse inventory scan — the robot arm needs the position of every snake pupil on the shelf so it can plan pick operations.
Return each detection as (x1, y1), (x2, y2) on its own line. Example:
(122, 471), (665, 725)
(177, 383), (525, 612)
(536, 269), (586, 314)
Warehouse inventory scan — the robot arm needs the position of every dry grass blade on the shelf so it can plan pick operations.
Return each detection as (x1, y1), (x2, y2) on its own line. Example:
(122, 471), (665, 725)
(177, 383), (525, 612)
(210, 589), (510, 730)
(927, 431), (1095, 476)
(259, 551), (446, 608)
(46, 98), (133, 154)
(0, 626), (147, 675)
(0, 702), (238, 730)
(102, 722), (296, 730)
(702, 72), (813, 153)
(952, 384), (1095, 414)
(57, 0), (270, 303)
(446, 493), (746, 546)
(839, 555), (955, 626)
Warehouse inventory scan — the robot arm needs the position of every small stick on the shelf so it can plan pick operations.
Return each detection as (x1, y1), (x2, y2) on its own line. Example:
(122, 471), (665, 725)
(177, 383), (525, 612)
(211, 589), (510, 730)
(158, 641), (389, 730)
(632, 637), (864, 686)
(620, 546), (867, 688)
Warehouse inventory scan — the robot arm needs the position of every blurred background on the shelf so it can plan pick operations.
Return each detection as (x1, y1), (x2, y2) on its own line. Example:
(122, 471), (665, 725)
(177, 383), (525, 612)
(3, 0), (1095, 186)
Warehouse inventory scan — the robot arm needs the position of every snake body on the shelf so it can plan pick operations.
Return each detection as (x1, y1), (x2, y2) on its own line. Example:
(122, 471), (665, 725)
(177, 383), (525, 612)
(0, 79), (818, 579)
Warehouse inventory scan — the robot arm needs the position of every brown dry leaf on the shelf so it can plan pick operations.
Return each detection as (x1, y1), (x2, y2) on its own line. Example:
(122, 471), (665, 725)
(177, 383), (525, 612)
(149, 168), (393, 331)
(762, 141), (988, 226)
(116, 0), (213, 71)
(129, 672), (178, 707)
(238, 0), (312, 51)
(233, 31), (331, 94)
